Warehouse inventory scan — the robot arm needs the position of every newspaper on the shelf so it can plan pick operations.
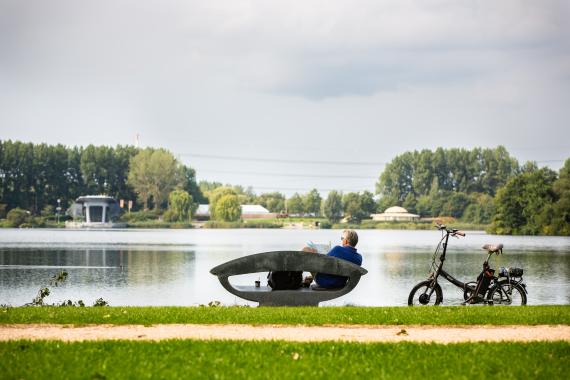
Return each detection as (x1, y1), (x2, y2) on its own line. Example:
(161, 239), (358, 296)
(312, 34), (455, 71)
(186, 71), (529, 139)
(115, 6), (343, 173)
(306, 241), (332, 254)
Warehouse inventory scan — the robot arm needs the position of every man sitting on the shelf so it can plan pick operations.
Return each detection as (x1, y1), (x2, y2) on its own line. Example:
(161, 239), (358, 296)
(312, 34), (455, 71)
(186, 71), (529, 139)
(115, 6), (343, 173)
(305, 229), (363, 289)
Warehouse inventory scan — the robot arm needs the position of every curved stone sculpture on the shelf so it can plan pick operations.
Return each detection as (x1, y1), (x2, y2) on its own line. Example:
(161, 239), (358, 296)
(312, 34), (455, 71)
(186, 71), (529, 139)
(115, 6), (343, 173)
(210, 251), (368, 306)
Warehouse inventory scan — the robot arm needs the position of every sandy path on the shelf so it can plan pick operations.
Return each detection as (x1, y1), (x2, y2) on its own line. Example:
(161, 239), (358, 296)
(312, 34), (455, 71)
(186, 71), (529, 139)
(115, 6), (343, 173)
(1, 324), (569, 343)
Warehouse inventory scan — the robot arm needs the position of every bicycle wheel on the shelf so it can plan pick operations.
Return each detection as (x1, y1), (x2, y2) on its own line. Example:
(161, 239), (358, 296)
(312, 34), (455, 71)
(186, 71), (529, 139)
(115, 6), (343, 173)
(408, 280), (443, 306)
(487, 280), (527, 305)
(463, 281), (477, 301)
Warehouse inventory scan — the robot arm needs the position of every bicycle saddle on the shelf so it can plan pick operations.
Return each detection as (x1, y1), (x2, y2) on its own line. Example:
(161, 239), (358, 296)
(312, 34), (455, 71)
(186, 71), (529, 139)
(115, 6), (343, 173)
(482, 243), (503, 254)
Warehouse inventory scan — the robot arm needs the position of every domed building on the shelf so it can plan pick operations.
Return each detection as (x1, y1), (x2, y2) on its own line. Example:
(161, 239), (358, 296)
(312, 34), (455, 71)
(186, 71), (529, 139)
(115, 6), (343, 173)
(371, 206), (419, 222)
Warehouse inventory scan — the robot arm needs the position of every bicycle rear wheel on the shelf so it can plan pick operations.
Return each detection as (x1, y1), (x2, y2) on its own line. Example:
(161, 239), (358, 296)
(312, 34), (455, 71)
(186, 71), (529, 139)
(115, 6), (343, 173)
(408, 280), (443, 306)
(487, 280), (527, 305)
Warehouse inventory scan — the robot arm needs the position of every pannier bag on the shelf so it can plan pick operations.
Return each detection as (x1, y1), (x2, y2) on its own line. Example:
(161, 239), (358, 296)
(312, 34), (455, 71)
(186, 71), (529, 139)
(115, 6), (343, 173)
(267, 271), (303, 290)
(499, 267), (524, 277)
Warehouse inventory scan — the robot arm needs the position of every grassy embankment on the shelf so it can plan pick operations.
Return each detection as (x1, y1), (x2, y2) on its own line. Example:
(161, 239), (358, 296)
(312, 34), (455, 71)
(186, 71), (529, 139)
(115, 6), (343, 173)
(0, 213), (489, 230)
(3, 306), (568, 379)
(2, 340), (568, 379)
(2, 305), (568, 326)
(215, 217), (489, 231)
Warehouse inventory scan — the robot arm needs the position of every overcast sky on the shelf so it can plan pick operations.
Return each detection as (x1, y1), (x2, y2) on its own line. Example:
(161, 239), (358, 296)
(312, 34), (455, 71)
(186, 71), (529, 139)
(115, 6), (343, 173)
(1, 0), (569, 196)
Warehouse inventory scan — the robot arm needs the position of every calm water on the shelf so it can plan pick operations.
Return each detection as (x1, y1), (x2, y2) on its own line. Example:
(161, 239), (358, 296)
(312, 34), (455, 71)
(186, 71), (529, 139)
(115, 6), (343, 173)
(0, 229), (569, 306)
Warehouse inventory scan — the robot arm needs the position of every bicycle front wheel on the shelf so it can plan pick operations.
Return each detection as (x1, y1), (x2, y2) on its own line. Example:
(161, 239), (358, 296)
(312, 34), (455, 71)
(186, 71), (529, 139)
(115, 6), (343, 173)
(487, 280), (527, 305)
(408, 280), (443, 306)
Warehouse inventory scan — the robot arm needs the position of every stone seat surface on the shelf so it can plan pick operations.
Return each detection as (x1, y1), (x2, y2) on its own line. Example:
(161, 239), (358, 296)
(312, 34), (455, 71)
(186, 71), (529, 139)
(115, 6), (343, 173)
(210, 250), (367, 306)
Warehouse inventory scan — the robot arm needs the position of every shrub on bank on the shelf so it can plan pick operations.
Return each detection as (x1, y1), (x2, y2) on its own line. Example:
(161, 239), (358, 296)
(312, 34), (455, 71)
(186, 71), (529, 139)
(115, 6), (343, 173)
(126, 220), (193, 229)
(203, 220), (282, 229)
(120, 210), (161, 223)
(1, 208), (47, 228)
(331, 219), (489, 231)
(6, 208), (30, 227)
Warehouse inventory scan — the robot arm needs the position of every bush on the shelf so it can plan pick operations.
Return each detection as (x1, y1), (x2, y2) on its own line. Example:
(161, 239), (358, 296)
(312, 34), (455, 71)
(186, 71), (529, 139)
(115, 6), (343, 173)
(41, 205), (55, 218)
(6, 208), (31, 227)
(242, 220), (282, 228)
(119, 210), (160, 223)
(126, 220), (193, 229)
(203, 220), (282, 229)
(164, 189), (196, 222)
(213, 194), (241, 222)
(318, 221), (332, 229)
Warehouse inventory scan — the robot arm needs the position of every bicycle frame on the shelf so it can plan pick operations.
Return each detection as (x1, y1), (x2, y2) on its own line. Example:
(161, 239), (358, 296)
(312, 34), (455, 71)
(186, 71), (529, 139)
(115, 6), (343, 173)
(410, 224), (527, 306)
(426, 229), (493, 297)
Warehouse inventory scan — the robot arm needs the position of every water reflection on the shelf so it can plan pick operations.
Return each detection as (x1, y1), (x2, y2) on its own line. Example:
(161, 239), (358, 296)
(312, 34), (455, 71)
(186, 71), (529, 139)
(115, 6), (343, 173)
(0, 248), (195, 306)
(0, 229), (568, 306)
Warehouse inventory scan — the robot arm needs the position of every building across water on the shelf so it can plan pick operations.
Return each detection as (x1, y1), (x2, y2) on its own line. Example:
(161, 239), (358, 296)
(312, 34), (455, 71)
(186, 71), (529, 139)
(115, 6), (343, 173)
(66, 195), (126, 228)
(195, 204), (275, 220)
(371, 206), (420, 222)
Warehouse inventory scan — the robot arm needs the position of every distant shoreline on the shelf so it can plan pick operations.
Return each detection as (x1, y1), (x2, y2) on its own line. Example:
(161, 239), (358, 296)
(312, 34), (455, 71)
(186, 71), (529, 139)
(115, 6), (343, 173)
(1, 219), (490, 232)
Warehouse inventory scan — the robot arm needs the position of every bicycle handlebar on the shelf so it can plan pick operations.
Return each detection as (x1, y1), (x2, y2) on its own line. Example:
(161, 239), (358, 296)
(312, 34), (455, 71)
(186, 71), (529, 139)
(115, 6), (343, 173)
(435, 224), (465, 237)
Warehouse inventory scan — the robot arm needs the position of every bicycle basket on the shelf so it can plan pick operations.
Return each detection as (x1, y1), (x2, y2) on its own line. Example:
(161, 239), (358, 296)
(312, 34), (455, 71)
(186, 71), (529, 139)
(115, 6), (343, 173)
(499, 267), (524, 277)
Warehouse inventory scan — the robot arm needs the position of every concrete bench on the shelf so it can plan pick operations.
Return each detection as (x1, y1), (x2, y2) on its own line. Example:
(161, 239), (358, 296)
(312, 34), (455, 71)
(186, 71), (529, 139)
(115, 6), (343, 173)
(210, 250), (367, 306)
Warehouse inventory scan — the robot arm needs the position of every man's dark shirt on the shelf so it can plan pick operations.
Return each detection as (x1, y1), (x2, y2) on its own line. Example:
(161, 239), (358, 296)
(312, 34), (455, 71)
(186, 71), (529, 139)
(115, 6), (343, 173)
(315, 245), (363, 288)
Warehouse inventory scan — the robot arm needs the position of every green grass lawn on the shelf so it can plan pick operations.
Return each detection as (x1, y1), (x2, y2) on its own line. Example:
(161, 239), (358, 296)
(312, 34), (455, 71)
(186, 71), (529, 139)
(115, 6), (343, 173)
(1, 340), (568, 379)
(1, 305), (568, 326)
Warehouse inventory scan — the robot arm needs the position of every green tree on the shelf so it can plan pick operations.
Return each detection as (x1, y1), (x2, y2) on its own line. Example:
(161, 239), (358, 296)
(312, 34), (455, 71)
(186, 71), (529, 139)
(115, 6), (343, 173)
(376, 151), (415, 203)
(127, 148), (183, 210)
(322, 191), (343, 223)
(549, 158), (570, 235)
(286, 193), (304, 215)
(415, 195), (431, 217)
(231, 185), (256, 204)
(377, 194), (398, 214)
(402, 193), (417, 214)
(208, 187), (238, 220)
(441, 192), (470, 218)
(461, 193), (495, 224)
(360, 191), (377, 216)
(180, 166), (206, 204)
(343, 192), (365, 223)
(342, 191), (376, 223)
(199, 181), (223, 201)
(256, 192), (286, 213)
(491, 164), (557, 235)
(375, 146), (519, 209)
(80, 145), (115, 195)
(214, 194), (241, 222)
(303, 189), (322, 216)
(164, 189), (196, 222)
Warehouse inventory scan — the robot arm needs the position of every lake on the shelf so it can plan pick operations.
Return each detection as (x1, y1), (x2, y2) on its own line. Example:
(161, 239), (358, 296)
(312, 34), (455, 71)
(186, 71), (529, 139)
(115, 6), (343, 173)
(0, 228), (569, 307)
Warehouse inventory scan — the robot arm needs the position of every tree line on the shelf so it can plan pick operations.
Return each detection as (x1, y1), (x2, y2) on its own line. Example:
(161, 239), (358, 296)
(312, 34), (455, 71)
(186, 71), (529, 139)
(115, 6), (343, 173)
(376, 147), (569, 235)
(1, 140), (568, 235)
(0, 140), (203, 218)
(197, 183), (377, 224)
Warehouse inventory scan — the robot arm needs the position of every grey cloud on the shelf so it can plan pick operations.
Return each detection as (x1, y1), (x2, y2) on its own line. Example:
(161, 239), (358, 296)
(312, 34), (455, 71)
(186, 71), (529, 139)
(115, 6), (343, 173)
(0, 0), (569, 193)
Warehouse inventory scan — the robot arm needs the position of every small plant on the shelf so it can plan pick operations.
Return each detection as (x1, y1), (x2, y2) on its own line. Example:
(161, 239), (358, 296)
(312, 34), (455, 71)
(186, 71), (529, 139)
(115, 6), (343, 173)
(50, 270), (68, 286)
(93, 298), (109, 307)
(27, 270), (68, 306)
(59, 300), (85, 307)
(29, 287), (51, 306)
(199, 300), (222, 307)
(26, 270), (106, 307)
